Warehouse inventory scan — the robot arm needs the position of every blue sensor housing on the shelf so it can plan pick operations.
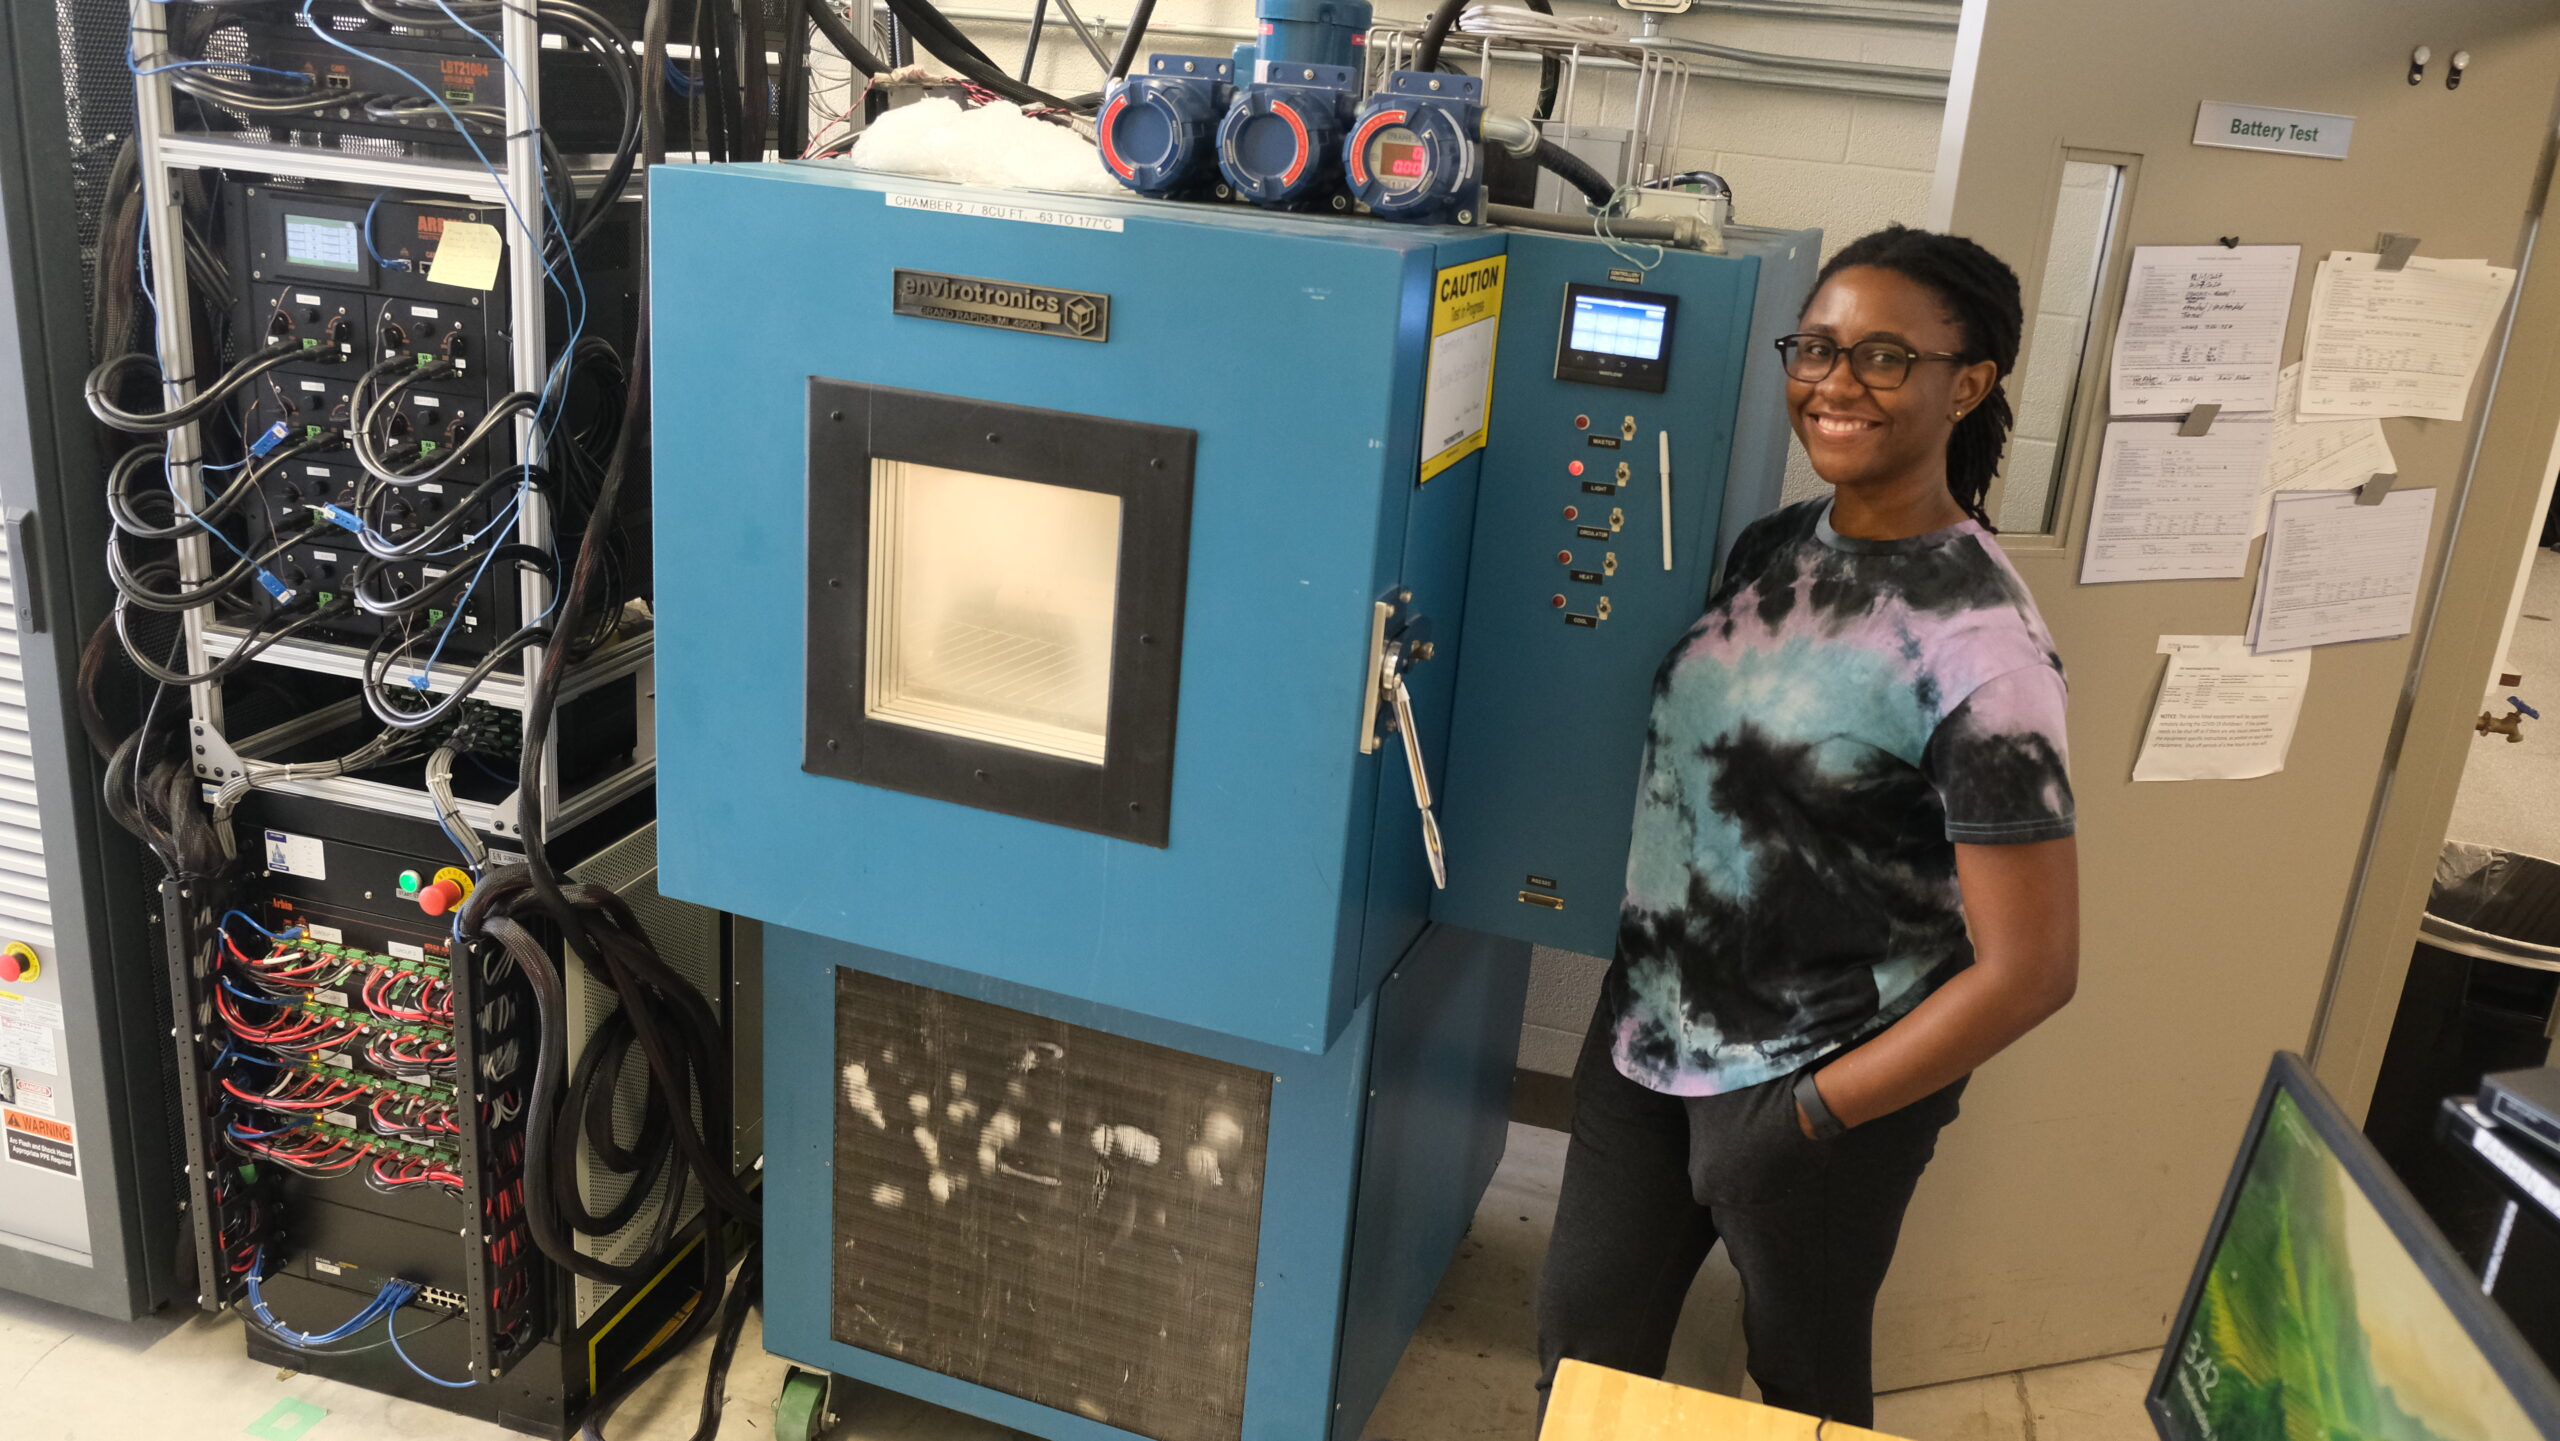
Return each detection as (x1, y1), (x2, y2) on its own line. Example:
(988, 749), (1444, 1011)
(1098, 54), (1236, 197)
(1346, 70), (1486, 225)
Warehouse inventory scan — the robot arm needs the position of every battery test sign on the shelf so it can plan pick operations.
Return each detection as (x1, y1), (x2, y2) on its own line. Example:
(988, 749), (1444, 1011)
(1419, 256), (1507, 482)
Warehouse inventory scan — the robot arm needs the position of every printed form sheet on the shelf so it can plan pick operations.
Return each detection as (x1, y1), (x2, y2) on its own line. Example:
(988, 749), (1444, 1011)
(2108, 245), (2298, 417)
(2249, 488), (2436, 653)
(2080, 419), (2274, 584)
(2133, 636), (2311, 782)
(2299, 252), (2515, 421)
(2254, 363), (2398, 535)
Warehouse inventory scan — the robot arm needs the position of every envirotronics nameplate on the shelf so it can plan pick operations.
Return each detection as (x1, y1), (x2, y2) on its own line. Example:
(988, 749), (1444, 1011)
(891, 269), (1110, 342)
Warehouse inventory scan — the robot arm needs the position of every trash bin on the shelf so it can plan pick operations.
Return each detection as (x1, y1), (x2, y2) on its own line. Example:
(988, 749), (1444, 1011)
(2366, 841), (2560, 1240)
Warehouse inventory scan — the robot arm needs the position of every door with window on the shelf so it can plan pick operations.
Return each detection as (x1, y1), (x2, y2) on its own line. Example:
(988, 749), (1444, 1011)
(1874, 0), (2560, 1386)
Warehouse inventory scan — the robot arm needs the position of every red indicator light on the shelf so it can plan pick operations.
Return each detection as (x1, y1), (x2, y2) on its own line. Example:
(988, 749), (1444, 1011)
(1574, 414), (1591, 430)
(1551, 594), (1568, 608)
(1568, 460), (1584, 476)
(1556, 550), (1573, 565)
(1562, 506), (1579, 520)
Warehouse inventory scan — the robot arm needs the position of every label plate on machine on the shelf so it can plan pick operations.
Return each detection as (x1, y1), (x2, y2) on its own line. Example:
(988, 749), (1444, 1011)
(891, 269), (1111, 342)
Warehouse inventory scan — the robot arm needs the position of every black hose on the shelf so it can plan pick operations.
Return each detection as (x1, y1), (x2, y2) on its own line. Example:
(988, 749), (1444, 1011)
(1411, 0), (1468, 74)
(777, 12), (811, 155)
(1105, 0), (1156, 79)
(802, 0), (887, 76)
(1018, 0), (1049, 82)
(737, 0), (770, 159)
(1520, 0), (1561, 119)
(1534, 137), (1617, 212)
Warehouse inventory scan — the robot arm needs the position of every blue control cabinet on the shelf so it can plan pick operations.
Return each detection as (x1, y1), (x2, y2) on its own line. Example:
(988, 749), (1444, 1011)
(649, 165), (1810, 1441)
(1432, 227), (1815, 955)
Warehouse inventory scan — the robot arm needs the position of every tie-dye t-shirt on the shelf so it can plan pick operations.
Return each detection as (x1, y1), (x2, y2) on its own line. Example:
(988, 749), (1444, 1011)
(1606, 498), (2073, 1097)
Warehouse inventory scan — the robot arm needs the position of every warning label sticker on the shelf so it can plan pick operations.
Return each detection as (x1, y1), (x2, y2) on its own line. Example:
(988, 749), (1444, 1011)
(4, 1108), (74, 1176)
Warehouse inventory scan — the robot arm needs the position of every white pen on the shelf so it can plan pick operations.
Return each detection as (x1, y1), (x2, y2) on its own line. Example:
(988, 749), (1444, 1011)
(1658, 428), (1674, 571)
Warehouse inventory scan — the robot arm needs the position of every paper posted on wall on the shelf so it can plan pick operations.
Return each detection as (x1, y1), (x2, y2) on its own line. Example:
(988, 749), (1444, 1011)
(2298, 251), (2515, 421)
(2109, 244), (2299, 417)
(2249, 488), (2435, 653)
(2134, 636), (2311, 782)
(2080, 419), (2272, 584)
(2254, 363), (2397, 536)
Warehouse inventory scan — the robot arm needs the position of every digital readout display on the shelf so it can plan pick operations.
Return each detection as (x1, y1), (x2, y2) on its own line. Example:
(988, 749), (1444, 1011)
(1380, 141), (1427, 179)
(283, 213), (363, 273)
(1567, 293), (1670, 361)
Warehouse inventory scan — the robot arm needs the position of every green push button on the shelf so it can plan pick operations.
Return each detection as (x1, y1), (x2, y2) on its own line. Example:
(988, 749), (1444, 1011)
(397, 870), (422, 895)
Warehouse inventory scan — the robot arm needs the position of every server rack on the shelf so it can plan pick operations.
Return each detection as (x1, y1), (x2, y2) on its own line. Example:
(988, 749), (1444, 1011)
(13, 3), (763, 1428)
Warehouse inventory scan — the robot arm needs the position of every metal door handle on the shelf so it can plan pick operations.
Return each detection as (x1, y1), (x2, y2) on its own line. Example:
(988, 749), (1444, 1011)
(1385, 659), (1447, 890)
(6, 509), (42, 634)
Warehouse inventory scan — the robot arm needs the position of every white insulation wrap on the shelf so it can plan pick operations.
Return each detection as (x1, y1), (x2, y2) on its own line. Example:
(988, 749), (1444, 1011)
(847, 97), (1121, 195)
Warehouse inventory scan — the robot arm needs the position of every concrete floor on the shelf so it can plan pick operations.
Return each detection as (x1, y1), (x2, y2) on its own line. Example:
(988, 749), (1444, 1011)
(0, 1124), (2159, 1441)
(2448, 548), (2560, 860)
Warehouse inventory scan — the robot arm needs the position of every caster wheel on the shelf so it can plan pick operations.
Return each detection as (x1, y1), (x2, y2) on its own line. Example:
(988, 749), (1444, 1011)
(775, 1366), (830, 1441)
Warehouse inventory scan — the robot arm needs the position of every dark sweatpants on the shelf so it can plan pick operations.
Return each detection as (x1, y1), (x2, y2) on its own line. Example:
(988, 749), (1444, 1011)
(1533, 1010), (1966, 1426)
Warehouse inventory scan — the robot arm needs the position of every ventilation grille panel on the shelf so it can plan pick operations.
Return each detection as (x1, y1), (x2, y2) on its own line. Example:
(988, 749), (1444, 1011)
(0, 536), (52, 950)
(832, 968), (1269, 1441)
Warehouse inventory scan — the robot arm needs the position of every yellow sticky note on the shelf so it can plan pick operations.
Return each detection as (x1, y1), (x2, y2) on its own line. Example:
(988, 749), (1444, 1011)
(425, 220), (503, 291)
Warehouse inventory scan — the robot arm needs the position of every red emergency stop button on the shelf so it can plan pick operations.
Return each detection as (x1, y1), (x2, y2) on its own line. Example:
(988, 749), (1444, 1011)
(411, 866), (474, 917)
(0, 942), (38, 983)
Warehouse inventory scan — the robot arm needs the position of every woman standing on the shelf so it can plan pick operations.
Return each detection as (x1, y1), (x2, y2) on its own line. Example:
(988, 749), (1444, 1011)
(1535, 226), (2082, 1426)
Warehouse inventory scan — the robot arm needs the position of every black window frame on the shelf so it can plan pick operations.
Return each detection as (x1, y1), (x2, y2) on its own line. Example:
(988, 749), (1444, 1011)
(804, 379), (1195, 847)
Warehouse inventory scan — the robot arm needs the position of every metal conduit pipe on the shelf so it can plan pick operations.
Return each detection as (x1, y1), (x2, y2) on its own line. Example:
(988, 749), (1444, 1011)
(1485, 203), (1703, 247)
(895, 5), (1951, 100)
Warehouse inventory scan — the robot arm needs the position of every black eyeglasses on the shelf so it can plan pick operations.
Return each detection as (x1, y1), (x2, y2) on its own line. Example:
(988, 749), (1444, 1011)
(1774, 333), (1967, 390)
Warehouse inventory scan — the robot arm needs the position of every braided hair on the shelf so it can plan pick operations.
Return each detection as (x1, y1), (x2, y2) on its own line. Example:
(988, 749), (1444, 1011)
(1805, 226), (2024, 529)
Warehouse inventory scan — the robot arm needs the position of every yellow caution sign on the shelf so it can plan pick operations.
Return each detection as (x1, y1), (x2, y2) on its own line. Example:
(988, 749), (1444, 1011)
(1419, 255), (1506, 482)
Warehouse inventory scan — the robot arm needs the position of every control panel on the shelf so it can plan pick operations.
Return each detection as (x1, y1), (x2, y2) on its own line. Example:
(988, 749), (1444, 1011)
(231, 798), (532, 1322)
(214, 179), (642, 664)
(226, 180), (519, 655)
(1434, 229), (1814, 954)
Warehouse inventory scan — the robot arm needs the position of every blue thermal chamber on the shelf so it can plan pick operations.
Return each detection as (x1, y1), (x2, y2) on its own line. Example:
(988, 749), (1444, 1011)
(649, 163), (1811, 1441)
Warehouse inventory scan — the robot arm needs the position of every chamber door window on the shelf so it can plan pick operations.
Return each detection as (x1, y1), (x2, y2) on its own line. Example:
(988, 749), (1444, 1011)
(866, 463), (1124, 765)
(806, 380), (1194, 846)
